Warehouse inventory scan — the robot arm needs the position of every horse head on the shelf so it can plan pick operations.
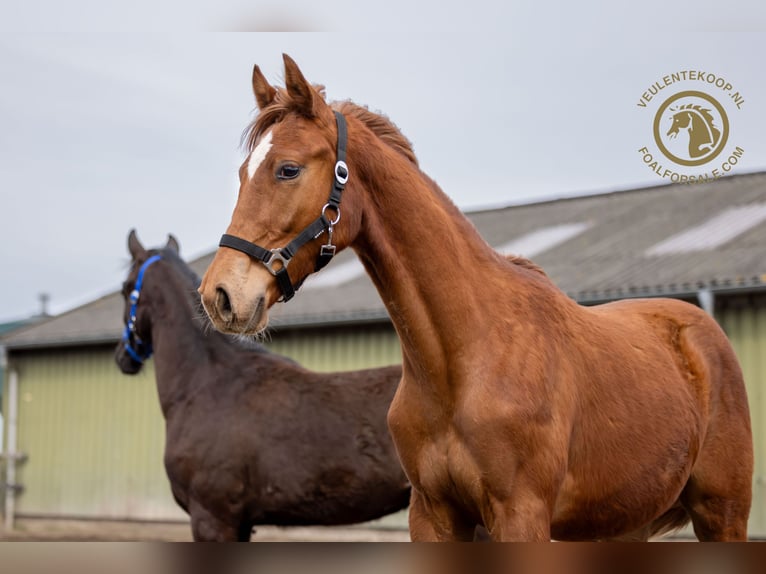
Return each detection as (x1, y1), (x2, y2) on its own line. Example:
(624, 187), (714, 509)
(665, 109), (692, 139)
(666, 105), (720, 158)
(200, 54), (360, 335)
(114, 229), (180, 374)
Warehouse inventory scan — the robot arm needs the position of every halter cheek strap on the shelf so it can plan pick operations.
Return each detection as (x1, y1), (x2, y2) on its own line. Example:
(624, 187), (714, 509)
(121, 254), (162, 363)
(219, 111), (349, 302)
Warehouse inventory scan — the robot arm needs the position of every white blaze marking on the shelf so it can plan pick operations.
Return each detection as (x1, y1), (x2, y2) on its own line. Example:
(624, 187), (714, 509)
(247, 131), (273, 180)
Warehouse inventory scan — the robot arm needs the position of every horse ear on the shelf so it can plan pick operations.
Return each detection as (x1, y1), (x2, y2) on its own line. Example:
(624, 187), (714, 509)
(128, 229), (147, 260)
(252, 64), (276, 110)
(282, 53), (323, 118)
(165, 234), (180, 254)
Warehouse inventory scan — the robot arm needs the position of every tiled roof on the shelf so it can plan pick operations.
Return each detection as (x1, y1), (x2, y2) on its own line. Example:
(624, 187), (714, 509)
(4, 172), (766, 350)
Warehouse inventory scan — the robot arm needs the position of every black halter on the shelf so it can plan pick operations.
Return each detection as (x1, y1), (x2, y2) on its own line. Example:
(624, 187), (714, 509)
(219, 111), (349, 302)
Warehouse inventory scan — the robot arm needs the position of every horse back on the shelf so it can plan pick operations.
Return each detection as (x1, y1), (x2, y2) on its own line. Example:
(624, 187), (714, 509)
(588, 297), (750, 425)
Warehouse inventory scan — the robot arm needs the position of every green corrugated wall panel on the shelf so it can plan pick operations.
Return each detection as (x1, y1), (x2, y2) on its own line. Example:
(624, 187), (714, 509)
(6, 326), (403, 524)
(11, 347), (184, 521)
(266, 324), (402, 372)
(717, 296), (766, 538)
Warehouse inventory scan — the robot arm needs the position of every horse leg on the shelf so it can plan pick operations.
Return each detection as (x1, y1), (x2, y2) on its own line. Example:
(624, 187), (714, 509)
(478, 441), (563, 541)
(602, 526), (652, 542)
(408, 488), (476, 541)
(680, 460), (752, 541)
(677, 331), (753, 541)
(681, 476), (751, 541)
(189, 500), (240, 541)
(679, 403), (752, 540)
(486, 492), (552, 542)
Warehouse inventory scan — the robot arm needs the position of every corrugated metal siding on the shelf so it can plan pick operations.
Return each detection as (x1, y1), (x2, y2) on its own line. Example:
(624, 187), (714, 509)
(717, 294), (766, 537)
(266, 323), (402, 372)
(10, 346), (184, 521)
(4, 326), (404, 526)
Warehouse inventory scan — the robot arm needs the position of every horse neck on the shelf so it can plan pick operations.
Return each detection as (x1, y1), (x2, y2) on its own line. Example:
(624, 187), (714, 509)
(346, 128), (557, 388)
(145, 267), (217, 415)
(689, 114), (715, 148)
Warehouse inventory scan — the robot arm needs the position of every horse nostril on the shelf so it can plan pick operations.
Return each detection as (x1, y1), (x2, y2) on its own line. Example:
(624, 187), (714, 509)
(216, 287), (233, 322)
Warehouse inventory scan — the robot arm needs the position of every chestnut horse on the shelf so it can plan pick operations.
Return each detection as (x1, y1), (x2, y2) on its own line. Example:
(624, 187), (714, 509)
(115, 230), (410, 541)
(199, 55), (753, 541)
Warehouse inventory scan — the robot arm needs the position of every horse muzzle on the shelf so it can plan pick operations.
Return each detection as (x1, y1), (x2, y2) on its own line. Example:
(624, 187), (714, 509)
(199, 252), (273, 335)
(114, 342), (143, 375)
(203, 284), (267, 335)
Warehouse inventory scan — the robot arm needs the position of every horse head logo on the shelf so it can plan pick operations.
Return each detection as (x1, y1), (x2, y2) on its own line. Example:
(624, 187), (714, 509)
(666, 104), (721, 159)
(653, 90), (729, 167)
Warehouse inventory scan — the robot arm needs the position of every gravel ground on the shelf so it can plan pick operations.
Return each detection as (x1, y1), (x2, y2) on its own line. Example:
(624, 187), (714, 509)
(0, 517), (410, 542)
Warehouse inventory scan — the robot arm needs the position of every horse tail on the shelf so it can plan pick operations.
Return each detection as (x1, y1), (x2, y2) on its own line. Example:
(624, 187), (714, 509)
(648, 506), (691, 540)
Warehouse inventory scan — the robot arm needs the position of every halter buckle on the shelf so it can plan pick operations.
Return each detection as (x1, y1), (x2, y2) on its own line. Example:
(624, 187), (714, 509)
(320, 244), (337, 258)
(335, 161), (349, 185)
(264, 248), (291, 276)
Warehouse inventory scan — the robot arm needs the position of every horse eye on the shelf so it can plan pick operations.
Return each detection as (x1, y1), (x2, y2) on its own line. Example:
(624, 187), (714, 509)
(277, 164), (301, 180)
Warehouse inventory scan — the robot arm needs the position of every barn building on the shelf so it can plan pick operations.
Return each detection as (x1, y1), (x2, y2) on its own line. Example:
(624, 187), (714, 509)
(2, 173), (765, 538)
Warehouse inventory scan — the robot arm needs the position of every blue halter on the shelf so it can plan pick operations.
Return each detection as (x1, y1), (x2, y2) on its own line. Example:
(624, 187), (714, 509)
(121, 254), (162, 364)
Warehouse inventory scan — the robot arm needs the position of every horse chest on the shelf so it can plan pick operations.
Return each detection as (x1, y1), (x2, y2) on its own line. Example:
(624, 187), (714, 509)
(388, 380), (482, 505)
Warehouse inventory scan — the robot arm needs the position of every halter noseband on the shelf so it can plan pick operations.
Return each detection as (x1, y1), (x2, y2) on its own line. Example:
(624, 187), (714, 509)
(121, 254), (162, 364)
(219, 111), (349, 302)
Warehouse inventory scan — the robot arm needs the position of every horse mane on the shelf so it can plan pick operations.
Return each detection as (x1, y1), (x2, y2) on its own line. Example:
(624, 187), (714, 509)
(242, 90), (549, 284)
(334, 101), (418, 165)
(243, 87), (418, 166)
(678, 104), (717, 127)
(504, 253), (547, 277)
(153, 248), (202, 288)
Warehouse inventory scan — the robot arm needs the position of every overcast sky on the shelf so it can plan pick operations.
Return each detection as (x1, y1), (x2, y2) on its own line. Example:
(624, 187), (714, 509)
(1, 2), (765, 322)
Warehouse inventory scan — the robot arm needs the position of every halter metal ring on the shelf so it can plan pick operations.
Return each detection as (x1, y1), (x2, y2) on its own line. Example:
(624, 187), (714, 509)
(321, 203), (341, 225)
(334, 161), (349, 185)
(264, 248), (290, 275)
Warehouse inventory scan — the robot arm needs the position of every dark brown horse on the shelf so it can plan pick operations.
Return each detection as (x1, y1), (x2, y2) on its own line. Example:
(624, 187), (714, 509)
(115, 230), (410, 541)
(199, 55), (753, 541)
